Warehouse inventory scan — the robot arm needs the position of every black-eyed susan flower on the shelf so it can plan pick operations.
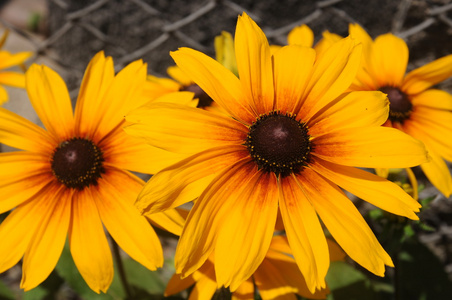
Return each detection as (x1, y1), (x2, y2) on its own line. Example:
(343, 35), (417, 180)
(347, 24), (452, 197)
(125, 13), (428, 293)
(0, 51), (187, 292)
(165, 236), (345, 300)
(0, 29), (32, 105)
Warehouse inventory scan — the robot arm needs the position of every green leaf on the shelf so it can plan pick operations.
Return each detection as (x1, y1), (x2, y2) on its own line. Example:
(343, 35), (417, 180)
(55, 242), (125, 300)
(368, 209), (383, 220)
(403, 224), (415, 239)
(22, 269), (64, 300)
(325, 261), (375, 300)
(0, 279), (15, 300)
(23, 286), (49, 300)
(123, 257), (165, 294)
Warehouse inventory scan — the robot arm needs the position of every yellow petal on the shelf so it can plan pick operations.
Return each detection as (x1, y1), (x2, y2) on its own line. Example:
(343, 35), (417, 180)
(301, 169), (394, 276)
(273, 45), (316, 113)
(150, 90), (196, 105)
(348, 24), (373, 57)
(300, 37), (362, 120)
(0, 30), (8, 48)
(0, 72), (25, 88)
(0, 185), (59, 273)
(0, 107), (55, 152)
(94, 171), (163, 271)
(233, 279), (254, 300)
(308, 91), (389, 135)
(403, 54), (452, 95)
(101, 125), (188, 175)
(411, 89), (452, 111)
(312, 126), (428, 168)
(214, 31), (238, 76)
(189, 277), (218, 300)
(287, 24), (314, 47)
(26, 64), (75, 140)
(314, 31), (343, 59)
(255, 253), (328, 300)
(175, 160), (255, 278)
(88, 59), (148, 139)
(69, 189), (113, 293)
(74, 51), (115, 138)
(348, 24), (380, 90)
(404, 107), (452, 161)
(279, 173), (329, 293)
(0, 152), (54, 213)
(147, 209), (185, 236)
(327, 239), (346, 262)
(165, 273), (196, 296)
(420, 148), (452, 197)
(125, 102), (247, 154)
(136, 145), (248, 215)
(215, 171), (279, 291)
(235, 13), (274, 115)
(368, 33), (408, 87)
(0, 85), (7, 105)
(310, 157), (420, 219)
(21, 187), (71, 291)
(167, 65), (193, 86)
(171, 47), (254, 123)
(0, 51), (32, 69)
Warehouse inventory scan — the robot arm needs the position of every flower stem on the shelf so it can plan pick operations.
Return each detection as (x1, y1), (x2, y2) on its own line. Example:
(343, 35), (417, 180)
(112, 239), (133, 298)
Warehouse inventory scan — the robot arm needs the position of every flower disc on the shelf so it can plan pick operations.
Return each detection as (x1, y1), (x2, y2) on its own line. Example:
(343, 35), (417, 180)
(380, 86), (412, 123)
(246, 112), (311, 177)
(51, 138), (105, 189)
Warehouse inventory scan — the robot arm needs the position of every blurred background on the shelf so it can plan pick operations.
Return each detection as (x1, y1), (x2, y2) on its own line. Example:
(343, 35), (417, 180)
(1, 0), (452, 299)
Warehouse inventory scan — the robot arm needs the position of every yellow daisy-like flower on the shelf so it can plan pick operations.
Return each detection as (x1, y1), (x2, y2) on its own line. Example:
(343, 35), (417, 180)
(0, 30), (32, 105)
(346, 24), (452, 197)
(270, 24), (342, 57)
(165, 236), (345, 300)
(126, 13), (428, 292)
(0, 51), (186, 292)
(145, 31), (236, 110)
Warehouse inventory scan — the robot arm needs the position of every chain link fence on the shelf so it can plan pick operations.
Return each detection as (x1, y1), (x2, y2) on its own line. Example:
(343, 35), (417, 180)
(1, 0), (452, 283)
(1, 0), (452, 93)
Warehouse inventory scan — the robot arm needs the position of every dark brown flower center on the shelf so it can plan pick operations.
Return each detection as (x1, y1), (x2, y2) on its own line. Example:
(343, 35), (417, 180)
(180, 84), (213, 108)
(245, 111), (311, 177)
(379, 86), (412, 123)
(51, 138), (105, 190)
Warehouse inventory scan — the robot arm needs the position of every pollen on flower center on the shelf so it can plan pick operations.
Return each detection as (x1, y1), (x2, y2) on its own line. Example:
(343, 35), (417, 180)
(180, 84), (213, 108)
(379, 86), (412, 123)
(51, 138), (105, 190)
(245, 111), (311, 177)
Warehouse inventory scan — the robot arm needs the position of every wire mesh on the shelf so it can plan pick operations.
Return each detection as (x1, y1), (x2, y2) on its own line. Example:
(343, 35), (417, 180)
(1, 0), (451, 92)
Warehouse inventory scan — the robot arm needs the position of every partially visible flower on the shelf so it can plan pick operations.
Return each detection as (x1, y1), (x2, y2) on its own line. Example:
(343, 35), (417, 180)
(0, 51), (186, 292)
(347, 23), (452, 197)
(144, 31), (236, 111)
(165, 236), (345, 300)
(270, 24), (342, 57)
(126, 13), (427, 293)
(0, 29), (32, 105)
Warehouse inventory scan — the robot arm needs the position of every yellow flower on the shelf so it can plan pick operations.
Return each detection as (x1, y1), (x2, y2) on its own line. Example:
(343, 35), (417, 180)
(0, 30), (32, 105)
(165, 236), (345, 300)
(270, 24), (342, 57)
(0, 51), (186, 292)
(347, 24), (452, 197)
(126, 13), (428, 293)
(144, 31), (236, 111)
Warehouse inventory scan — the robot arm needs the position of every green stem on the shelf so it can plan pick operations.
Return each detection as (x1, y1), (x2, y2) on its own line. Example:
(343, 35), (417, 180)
(112, 239), (133, 299)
